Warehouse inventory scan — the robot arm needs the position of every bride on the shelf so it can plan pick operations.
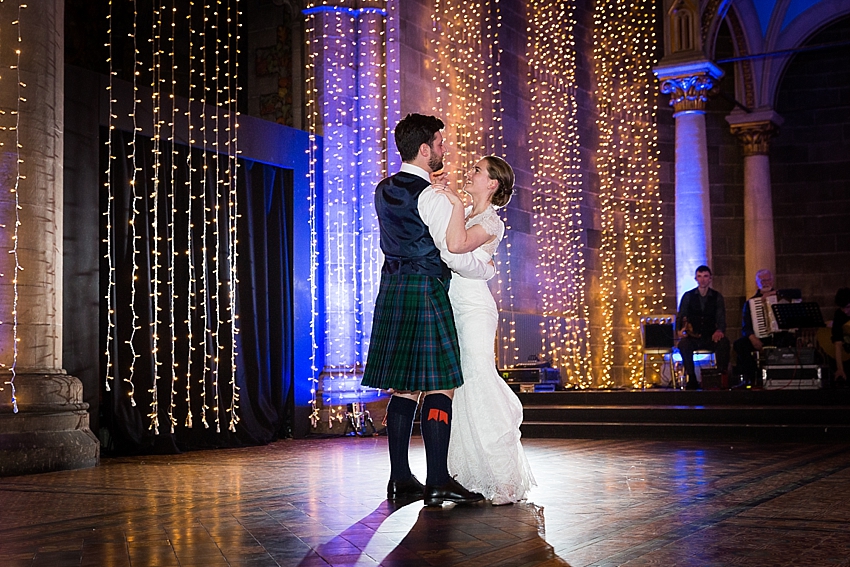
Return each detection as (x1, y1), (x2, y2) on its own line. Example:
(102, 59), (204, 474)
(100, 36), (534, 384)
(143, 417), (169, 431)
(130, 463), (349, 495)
(434, 156), (536, 505)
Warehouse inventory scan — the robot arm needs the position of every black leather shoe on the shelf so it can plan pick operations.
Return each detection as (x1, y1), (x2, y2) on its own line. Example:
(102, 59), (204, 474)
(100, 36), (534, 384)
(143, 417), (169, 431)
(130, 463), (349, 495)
(685, 379), (700, 390)
(387, 475), (424, 500)
(424, 478), (484, 506)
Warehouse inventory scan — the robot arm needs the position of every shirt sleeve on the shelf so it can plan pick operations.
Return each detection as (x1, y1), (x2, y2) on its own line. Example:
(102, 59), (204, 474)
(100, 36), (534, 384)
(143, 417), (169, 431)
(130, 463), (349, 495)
(418, 187), (496, 280)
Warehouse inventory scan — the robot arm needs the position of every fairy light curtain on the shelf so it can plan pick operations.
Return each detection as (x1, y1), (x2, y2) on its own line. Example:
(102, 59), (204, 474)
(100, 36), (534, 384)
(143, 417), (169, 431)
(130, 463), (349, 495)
(304, 2), (394, 427)
(527, 0), (593, 387)
(431, 0), (520, 366)
(593, 0), (665, 387)
(104, 131), (296, 449)
(102, 0), (299, 449)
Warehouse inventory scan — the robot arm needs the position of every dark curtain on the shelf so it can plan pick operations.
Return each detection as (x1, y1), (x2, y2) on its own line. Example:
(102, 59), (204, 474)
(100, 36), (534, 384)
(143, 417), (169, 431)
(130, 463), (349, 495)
(100, 128), (294, 453)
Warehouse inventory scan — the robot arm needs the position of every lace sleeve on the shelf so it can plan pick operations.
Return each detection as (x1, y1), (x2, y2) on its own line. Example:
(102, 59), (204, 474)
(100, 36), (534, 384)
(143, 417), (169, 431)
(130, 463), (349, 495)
(467, 207), (504, 258)
(479, 210), (503, 239)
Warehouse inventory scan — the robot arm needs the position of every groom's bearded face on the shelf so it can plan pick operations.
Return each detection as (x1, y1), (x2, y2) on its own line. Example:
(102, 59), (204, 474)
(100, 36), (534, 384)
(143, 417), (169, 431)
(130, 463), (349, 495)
(427, 132), (445, 172)
(428, 151), (444, 173)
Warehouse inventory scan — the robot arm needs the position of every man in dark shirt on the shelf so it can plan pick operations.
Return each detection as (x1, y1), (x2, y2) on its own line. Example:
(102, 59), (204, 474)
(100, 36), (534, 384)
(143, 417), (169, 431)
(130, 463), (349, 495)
(676, 265), (731, 390)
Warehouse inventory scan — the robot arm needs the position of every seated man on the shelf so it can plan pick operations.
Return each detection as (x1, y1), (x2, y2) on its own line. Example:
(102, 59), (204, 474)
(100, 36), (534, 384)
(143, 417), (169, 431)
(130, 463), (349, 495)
(733, 269), (793, 386)
(675, 265), (731, 390)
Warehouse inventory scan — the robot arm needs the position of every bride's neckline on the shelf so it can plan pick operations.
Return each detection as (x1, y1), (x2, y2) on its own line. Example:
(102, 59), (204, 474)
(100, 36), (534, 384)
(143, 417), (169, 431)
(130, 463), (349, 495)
(466, 204), (493, 220)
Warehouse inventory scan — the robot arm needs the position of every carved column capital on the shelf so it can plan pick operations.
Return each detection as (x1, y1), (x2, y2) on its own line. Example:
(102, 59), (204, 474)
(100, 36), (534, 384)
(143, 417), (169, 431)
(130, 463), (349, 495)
(659, 74), (718, 113)
(729, 120), (779, 156)
(654, 58), (723, 115)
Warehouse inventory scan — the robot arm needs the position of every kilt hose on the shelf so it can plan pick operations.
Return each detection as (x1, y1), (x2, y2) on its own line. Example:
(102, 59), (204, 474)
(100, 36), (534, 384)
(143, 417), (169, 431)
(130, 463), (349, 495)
(361, 274), (464, 391)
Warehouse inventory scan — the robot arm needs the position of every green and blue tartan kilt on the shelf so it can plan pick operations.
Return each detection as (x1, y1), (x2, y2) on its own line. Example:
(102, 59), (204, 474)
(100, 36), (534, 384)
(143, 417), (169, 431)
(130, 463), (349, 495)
(361, 274), (463, 391)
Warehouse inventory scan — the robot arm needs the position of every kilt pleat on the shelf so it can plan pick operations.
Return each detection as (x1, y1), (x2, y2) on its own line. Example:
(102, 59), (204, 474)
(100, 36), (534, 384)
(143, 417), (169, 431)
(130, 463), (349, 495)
(362, 274), (463, 391)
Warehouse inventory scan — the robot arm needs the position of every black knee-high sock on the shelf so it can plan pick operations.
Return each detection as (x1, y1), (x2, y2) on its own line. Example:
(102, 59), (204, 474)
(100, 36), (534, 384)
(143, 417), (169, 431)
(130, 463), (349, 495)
(385, 396), (418, 481)
(420, 393), (452, 486)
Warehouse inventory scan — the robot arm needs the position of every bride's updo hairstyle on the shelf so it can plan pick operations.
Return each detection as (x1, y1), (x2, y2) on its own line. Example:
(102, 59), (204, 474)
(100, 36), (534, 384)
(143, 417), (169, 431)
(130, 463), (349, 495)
(484, 156), (514, 208)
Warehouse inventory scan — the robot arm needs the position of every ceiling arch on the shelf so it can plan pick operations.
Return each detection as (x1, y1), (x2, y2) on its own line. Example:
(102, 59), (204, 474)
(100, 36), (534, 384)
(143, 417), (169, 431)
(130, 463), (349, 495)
(704, 0), (850, 109)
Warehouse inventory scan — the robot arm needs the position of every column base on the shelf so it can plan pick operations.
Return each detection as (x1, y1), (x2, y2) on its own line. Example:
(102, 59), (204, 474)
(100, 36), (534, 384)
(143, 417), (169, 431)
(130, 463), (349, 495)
(0, 373), (99, 476)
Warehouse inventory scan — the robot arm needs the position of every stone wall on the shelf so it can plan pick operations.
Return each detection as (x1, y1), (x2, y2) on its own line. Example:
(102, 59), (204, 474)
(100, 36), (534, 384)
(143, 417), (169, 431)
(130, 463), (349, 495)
(771, 16), (850, 322)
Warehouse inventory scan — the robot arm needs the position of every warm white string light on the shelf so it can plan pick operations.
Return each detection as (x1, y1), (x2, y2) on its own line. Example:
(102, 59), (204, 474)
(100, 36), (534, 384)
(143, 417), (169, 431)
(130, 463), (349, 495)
(226, 0), (240, 433)
(321, 7), (353, 427)
(184, 0), (197, 429)
(148, 0), (164, 435)
(0, 1), (27, 413)
(167, 0), (179, 433)
(527, 0), (592, 386)
(104, 0), (117, 396)
(105, 0), (242, 433)
(210, 0), (223, 434)
(304, 4), (390, 428)
(430, 0), (520, 369)
(486, 0), (519, 368)
(127, 0), (141, 407)
(304, 6), (320, 427)
(356, 7), (385, 394)
(431, 0), (488, 189)
(198, 0), (212, 429)
(593, 0), (664, 386)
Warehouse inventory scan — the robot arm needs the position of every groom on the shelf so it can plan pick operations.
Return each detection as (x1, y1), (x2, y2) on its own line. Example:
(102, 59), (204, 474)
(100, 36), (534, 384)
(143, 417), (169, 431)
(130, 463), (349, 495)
(361, 113), (494, 506)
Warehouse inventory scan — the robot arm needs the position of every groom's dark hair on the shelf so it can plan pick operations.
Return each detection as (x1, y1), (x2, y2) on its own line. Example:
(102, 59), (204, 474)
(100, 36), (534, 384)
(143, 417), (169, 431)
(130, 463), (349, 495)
(395, 114), (444, 162)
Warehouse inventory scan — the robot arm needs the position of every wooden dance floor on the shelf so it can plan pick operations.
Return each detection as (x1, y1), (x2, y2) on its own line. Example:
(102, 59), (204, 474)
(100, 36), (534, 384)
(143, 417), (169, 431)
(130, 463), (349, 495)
(2, 437), (850, 566)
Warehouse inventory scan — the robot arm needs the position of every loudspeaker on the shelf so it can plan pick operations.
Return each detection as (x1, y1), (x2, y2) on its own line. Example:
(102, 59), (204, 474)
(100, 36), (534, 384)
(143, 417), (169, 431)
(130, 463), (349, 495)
(644, 323), (674, 349)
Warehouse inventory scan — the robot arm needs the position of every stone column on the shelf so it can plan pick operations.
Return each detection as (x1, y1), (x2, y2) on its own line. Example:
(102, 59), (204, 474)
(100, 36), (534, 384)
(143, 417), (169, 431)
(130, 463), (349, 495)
(654, 60), (723, 299)
(727, 110), (781, 289)
(0, 0), (99, 475)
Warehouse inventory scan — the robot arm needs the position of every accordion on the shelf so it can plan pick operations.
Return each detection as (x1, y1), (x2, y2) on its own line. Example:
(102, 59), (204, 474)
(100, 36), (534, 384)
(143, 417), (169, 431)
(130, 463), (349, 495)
(749, 295), (780, 338)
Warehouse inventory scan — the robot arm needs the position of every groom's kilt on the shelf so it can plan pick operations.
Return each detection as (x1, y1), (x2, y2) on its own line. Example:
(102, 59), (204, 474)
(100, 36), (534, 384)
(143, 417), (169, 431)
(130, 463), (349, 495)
(362, 274), (463, 391)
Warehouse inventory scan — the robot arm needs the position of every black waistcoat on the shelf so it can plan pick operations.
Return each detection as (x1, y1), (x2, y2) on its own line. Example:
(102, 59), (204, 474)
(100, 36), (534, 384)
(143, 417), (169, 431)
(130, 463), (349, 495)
(375, 172), (450, 279)
(684, 288), (719, 337)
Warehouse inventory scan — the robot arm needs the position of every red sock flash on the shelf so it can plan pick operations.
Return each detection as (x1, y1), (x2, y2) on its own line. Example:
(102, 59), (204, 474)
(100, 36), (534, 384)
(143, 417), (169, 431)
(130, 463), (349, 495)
(426, 408), (448, 424)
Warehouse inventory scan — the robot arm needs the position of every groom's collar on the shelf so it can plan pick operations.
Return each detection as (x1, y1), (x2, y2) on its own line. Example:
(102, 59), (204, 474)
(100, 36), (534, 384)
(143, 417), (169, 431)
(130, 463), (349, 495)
(400, 163), (431, 183)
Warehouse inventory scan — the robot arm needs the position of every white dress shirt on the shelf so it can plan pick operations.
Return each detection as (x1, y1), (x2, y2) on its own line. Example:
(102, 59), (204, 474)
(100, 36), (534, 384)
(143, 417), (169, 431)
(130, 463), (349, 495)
(399, 163), (495, 281)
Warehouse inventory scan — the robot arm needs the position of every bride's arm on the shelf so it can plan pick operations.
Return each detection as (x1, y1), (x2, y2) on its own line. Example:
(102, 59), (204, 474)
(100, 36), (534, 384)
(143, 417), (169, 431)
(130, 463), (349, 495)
(435, 187), (494, 254)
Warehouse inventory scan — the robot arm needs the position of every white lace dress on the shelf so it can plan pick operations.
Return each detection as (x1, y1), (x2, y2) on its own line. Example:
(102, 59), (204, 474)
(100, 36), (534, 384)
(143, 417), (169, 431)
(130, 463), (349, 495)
(447, 205), (536, 504)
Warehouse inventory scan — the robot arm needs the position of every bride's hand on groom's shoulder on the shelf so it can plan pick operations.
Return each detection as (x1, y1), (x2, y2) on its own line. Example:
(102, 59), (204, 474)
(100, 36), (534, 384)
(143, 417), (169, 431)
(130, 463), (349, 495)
(434, 184), (463, 207)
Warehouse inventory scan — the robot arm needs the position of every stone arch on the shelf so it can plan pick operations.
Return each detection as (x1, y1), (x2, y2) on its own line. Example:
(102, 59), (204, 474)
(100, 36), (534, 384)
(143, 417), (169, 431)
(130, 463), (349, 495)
(765, 5), (850, 108)
(721, 7), (757, 110)
(701, 0), (734, 57)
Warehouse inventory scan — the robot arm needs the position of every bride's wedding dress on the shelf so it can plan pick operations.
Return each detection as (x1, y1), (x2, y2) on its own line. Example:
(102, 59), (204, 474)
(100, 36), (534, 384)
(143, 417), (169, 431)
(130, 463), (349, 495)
(447, 205), (536, 504)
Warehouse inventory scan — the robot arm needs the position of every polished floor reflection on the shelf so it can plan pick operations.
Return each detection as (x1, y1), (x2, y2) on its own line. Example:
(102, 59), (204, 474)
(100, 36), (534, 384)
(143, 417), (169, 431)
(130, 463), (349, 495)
(1, 437), (850, 566)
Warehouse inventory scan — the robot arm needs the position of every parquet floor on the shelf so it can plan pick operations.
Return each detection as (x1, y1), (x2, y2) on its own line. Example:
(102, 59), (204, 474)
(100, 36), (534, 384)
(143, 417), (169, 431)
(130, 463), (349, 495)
(1, 437), (850, 566)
